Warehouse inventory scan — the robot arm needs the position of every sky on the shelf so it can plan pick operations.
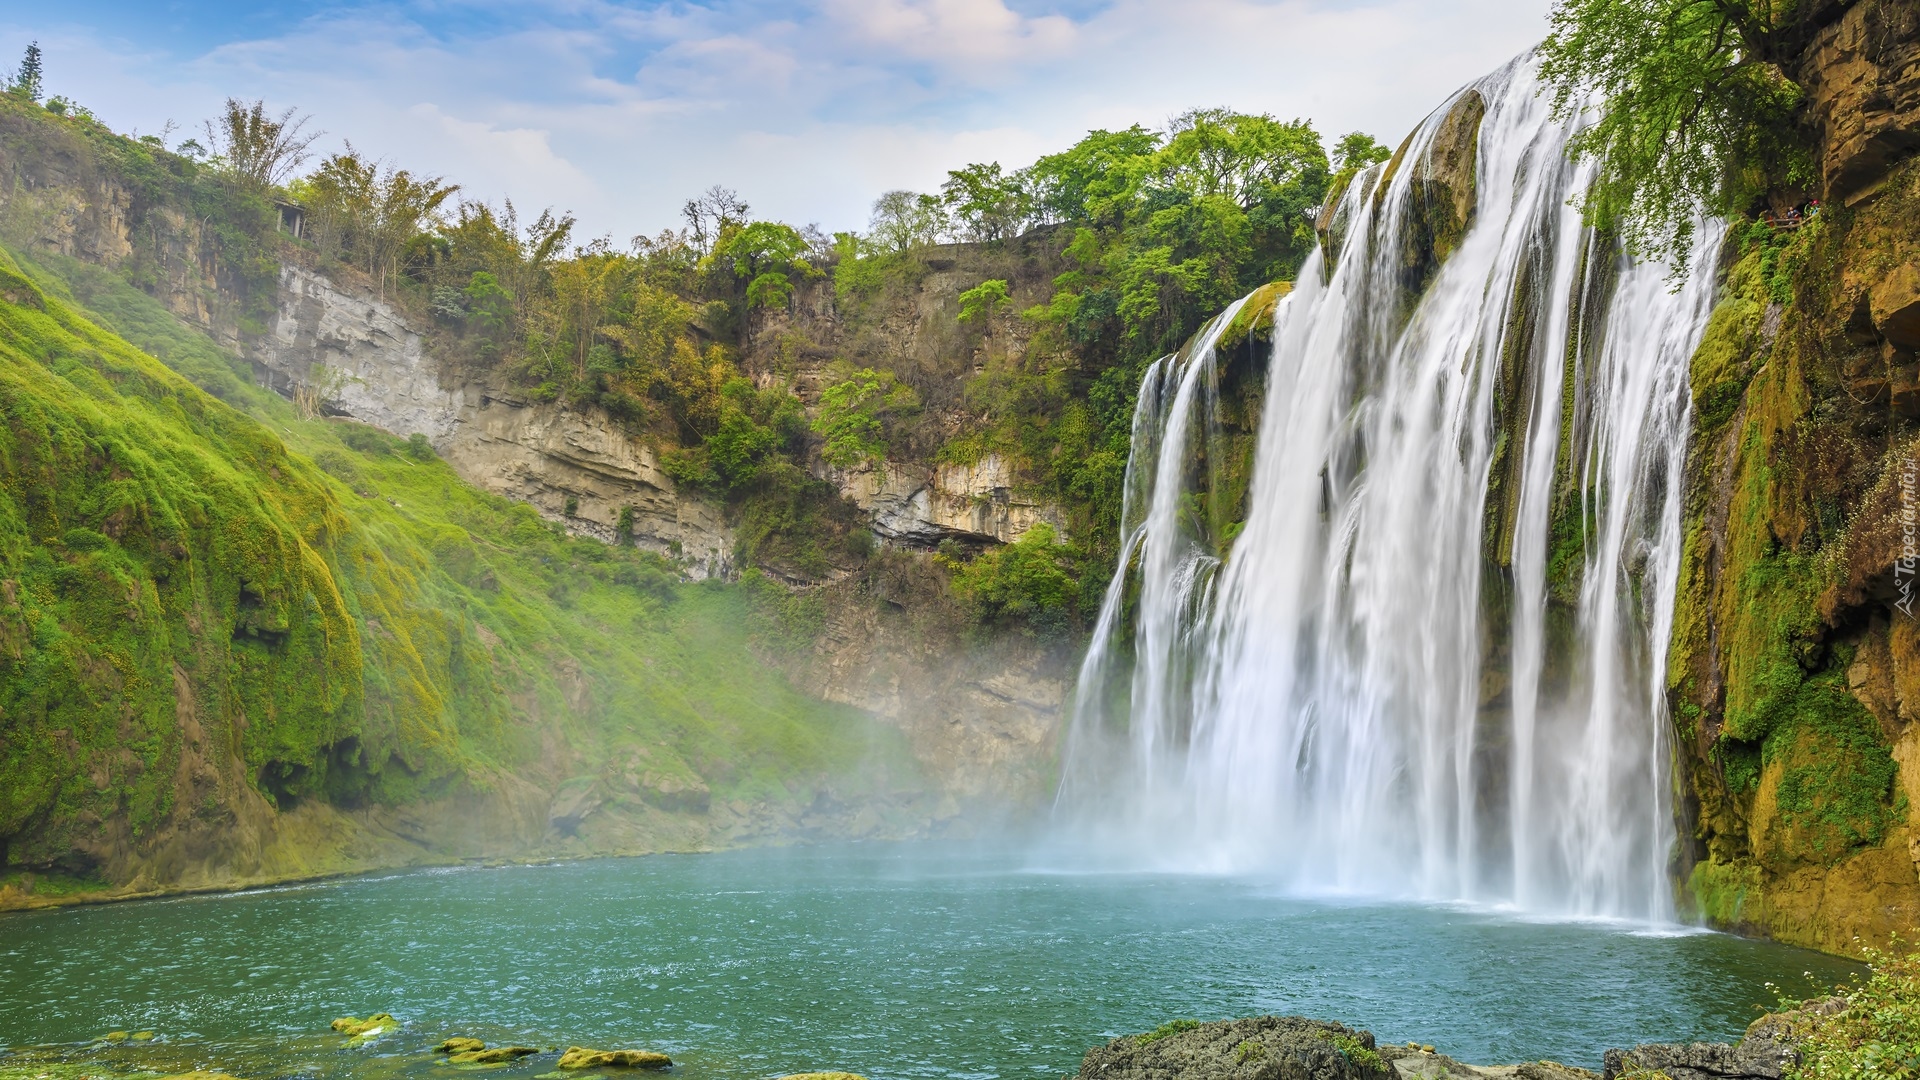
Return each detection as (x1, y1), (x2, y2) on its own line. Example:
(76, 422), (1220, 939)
(2, 0), (1555, 243)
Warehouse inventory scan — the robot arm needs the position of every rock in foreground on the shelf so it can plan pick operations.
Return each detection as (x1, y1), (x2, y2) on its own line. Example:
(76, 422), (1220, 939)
(1078, 1017), (1392, 1080)
(1600, 1038), (1796, 1080)
(556, 1047), (672, 1069)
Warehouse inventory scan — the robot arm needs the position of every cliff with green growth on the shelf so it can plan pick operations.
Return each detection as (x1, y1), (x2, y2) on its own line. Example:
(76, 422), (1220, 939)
(0, 244), (952, 906)
(1670, 134), (1920, 955)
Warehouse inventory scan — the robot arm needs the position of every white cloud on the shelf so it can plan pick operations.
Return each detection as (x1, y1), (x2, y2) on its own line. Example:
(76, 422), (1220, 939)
(1, 0), (1553, 241)
(823, 0), (1077, 66)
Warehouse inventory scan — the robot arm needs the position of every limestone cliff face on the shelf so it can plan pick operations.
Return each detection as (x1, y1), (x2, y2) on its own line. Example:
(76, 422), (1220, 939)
(261, 265), (734, 571)
(1671, 8), (1920, 950)
(1794, 0), (1920, 208)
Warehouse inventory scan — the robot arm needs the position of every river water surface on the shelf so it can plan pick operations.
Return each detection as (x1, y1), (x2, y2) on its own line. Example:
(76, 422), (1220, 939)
(0, 844), (1860, 1079)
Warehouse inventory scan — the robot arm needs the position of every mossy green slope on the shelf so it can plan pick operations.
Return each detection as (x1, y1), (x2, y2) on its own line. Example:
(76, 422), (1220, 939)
(0, 247), (918, 894)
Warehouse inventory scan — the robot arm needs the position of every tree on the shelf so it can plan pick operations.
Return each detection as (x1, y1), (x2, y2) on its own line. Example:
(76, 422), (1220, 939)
(942, 163), (1030, 243)
(812, 365), (919, 469)
(1024, 125), (1161, 225)
(9, 42), (42, 103)
(682, 185), (750, 253)
(868, 190), (948, 252)
(204, 98), (321, 187)
(1331, 131), (1391, 176)
(297, 145), (457, 296)
(957, 279), (1011, 324)
(710, 221), (813, 311)
(1539, 0), (1815, 268)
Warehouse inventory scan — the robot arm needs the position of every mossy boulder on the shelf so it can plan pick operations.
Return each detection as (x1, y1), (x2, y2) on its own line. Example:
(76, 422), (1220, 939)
(1214, 282), (1293, 354)
(1079, 1016), (1392, 1080)
(556, 1048), (671, 1070)
(436, 1039), (487, 1054)
(777, 1073), (867, 1080)
(331, 1014), (396, 1037)
(450, 1047), (540, 1065)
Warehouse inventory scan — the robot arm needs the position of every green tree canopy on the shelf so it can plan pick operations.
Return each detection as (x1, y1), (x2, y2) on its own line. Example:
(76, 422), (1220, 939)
(1539, 0), (1818, 267)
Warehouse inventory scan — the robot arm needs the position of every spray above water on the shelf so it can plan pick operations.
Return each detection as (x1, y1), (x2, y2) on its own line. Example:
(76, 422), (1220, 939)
(1056, 56), (1725, 922)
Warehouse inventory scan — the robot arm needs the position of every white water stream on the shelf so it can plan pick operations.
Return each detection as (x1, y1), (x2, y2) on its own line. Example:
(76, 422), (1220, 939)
(1057, 57), (1725, 921)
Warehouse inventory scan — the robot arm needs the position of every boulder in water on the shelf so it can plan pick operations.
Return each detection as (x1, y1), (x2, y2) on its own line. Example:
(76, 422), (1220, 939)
(777, 1073), (867, 1080)
(436, 1038), (488, 1054)
(556, 1048), (672, 1069)
(331, 1014), (397, 1036)
(451, 1046), (542, 1065)
(1078, 1016), (1392, 1080)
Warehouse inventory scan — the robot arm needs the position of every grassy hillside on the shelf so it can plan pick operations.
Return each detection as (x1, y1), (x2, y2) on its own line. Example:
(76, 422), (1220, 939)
(0, 245), (919, 893)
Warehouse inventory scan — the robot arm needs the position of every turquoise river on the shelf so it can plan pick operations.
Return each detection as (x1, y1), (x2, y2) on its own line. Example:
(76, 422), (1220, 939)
(0, 844), (1862, 1079)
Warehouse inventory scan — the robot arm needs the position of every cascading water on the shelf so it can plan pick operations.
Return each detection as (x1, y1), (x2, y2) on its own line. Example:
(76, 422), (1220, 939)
(1056, 55), (1725, 922)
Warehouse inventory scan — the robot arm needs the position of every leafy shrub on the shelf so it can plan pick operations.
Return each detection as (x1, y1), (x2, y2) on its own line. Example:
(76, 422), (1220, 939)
(958, 278), (1010, 323)
(940, 522), (1080, 639)
(1787, 942), (1920, 1080)
(812, 363), (919, 469)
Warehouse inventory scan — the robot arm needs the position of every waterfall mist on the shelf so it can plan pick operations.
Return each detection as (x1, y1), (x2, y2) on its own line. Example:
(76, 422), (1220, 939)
(1054, 56), (1725, 922)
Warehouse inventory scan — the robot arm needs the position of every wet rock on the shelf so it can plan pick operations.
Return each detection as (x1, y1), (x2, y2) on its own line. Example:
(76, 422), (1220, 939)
(1370, 89), (1486, 305)
(103, 1032), (129, 1043)
(450, 1047), (541, 1065)
(331, 1014), (397, 1037)
(556, 1047), (672, 1069)
(1794, 0), (1920, 205)
(130, 1032), (155, 1042)
(1599, 1038), (1796, 1080)
(1744, 996), (1849, 1043)
(548, 778), (602, 837)
(1078, 1016), (1393, 1080)
(436, 1038), (488, 1054)
(1214, 282), (1294, 354)
(776, 1073), (868, 1080)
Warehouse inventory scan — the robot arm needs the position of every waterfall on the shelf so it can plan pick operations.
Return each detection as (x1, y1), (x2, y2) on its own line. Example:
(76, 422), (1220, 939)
(1055, 55), (1725, 922)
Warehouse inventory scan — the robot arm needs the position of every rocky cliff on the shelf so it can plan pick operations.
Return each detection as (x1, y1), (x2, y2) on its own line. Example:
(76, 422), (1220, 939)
(0, 101), (1076, 909)
(1669, 0), (1920, 952)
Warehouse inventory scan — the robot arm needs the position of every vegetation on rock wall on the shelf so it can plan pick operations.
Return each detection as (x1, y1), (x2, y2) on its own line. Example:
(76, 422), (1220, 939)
(1669, 158), (1920, 949)
(0, 240), (920, 891)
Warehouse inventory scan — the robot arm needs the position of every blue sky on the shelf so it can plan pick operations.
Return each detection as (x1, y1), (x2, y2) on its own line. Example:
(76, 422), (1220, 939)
(4, 1), (1553, 241)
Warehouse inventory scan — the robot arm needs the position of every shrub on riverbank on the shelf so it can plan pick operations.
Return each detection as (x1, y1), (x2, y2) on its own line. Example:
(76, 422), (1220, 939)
(1786, 941), (1920, 1078)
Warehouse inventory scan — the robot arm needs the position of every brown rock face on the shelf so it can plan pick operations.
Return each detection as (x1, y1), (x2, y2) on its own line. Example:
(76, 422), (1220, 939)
(1871, 261), (1920, 348)
(1796, 0), (1920, 205)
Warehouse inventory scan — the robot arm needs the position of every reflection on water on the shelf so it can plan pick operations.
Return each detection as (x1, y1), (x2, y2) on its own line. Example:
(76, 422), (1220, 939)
(0, 844), (1860, 1079)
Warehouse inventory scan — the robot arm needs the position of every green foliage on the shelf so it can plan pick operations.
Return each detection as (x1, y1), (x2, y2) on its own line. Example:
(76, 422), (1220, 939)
(957, 279), (1010, 324)
(711, 220), (815, 311)
(813, 364), (919, 469)
(867, 190), (948, 252)
(1762, 669), (1902, 862)
(943, 162), (1028, 243)
(0, 246), (920, 869)
(1135, 1020), (1201, 1045)
(1787, 942), (1920, 1080)
(1326, 1032), (1385, 1072)
(8, 42), (42, 104)
(1539, 0), (1816, 267)
(940, 523), (1080, 640)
